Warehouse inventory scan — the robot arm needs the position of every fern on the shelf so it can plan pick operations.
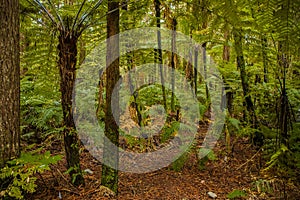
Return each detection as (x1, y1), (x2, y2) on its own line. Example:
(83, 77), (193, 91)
(227, 189), (247, 199)
(0, 147), (62, 199)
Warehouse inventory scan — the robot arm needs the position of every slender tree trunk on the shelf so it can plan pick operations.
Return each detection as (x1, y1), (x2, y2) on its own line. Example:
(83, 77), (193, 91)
(57, 30), (84, 186)
(222, 30), (233, 153)
(194, 46), (199, 97)
(101, 0), (120, 194)
(261, 35), (268, 83)
(0, 0), (20, 167)
(171, 18), (177, 112)
(96, 69), (104, 118)
(233, 29), (255, 121)
(202, 42), (209, 100)
(154, 0), (167, 111)
(185, 49), (193, 83)
(233, 29), (262, 146)
(277, 43), (290, 147)
(127, 53), (143, 126)
(222, 30), (233, 115)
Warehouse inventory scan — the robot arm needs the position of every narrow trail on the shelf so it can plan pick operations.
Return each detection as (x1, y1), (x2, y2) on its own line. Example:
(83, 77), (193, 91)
(29, 125), (299, 200)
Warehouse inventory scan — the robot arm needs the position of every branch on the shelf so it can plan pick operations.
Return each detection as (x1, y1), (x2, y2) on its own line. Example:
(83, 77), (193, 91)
(236, 149), (261, 170)
(47, 0), (65, 31)
(32, 0), (57, 26)
(71, 0), (87, 31)
(76, 0), (105, 33)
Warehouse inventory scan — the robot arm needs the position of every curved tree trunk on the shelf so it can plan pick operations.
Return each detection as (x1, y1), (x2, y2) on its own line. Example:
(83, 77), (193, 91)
(0, 0), (20, 167)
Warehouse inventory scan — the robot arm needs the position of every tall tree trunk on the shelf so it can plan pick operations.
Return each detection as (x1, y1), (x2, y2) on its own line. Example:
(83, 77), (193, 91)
(261, 35), (268, 83)
(96, 69), (104, 119)
(233, 29), (262, 146)
(233, 29), (255, 121)
(58, 30), (84, 186)
(101, 0), (120, 194)
(127, 54), (143, 126)
(154, 0), (167, 111)
(171, 18), (177, 113)
(194, 46), (199, 98)
(202, 42), (209, 100)
(277, 43), (290, 147)
(0, 0), (20, 167)
(185, 49), (193, 83)
(222, 30), (233, 115)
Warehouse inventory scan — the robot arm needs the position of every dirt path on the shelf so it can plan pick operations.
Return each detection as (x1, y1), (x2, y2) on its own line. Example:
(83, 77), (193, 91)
(28, 134), (299, 200)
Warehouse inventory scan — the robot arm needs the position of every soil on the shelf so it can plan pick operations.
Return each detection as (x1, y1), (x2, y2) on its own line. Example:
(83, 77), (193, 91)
(27, 127), (300, 200)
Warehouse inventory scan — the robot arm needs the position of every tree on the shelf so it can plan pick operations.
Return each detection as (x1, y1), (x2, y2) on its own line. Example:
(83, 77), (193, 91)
(154, 0), (167, 111)
(32, 0), (104, 186)
(0, 0), (20, 167)
(101, 0), (120, 194)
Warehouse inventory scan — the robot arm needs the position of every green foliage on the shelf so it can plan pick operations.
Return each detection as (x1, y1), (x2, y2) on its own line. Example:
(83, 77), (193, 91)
(20, 12), (62, 143)
(170, 151), (189, 172)
(227, 189), (247, 199)
(18, 0), (300, 194)
(289, 123), (300, 178)
(133, 84), (180, 112)
(119, 130), (152, 153)
(262, 122), (300, 182)
(252, 179), (274, 194)
(21, 77), (63, 142)
(264, 144), (288, 171)
(160, 121), (180, 143)
(64, 165), (83, 184)
(0, 146), (62, 199)
(228, 117), (240, 130)
(198, 149), (217, 170)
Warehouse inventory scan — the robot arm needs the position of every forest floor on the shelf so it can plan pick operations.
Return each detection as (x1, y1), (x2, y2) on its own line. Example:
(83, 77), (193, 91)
(28, 125), (300, 200)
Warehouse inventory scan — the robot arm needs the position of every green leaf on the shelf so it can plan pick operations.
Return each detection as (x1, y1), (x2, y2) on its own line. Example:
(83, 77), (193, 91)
(228, 117), (240, 130)
(227, 189), (247, 199)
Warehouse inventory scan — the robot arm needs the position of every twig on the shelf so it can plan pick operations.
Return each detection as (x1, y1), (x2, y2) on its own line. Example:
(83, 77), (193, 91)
(56, 169), (78, 190)
(236, 149), (261, 170)
(59, 188), (80, 195)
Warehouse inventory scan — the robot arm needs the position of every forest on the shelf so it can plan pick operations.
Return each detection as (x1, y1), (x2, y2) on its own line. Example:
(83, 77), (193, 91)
(0, 0), (299, 199)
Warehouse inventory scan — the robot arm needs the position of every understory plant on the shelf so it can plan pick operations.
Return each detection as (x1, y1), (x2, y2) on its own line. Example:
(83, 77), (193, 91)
(0, 145), (62, 199)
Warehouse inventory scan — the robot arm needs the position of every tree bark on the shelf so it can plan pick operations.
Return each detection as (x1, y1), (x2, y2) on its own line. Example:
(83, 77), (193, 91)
(222, 30), (233, 115)
(0, 0), (20, 167)
(154, 0), (167, 111)
(233, 29), (262, 146)
(185, 49), (193, 83)
(101, 0), (120, 194)
(171, 18), (177, 112)
(233, 29), (255, 121)
(202, 42), (209, 100)
(261, 35), (268, 83)
(58, 29), (84, 186)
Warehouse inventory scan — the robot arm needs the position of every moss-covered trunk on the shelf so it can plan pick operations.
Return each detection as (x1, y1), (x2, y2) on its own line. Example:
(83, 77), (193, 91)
(101, 0), (120, 194)
(233, 30), (255, 120)
(222, 30), (233, 115)
(58, 30), (84, 186)
(233, 29), (262, 146)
